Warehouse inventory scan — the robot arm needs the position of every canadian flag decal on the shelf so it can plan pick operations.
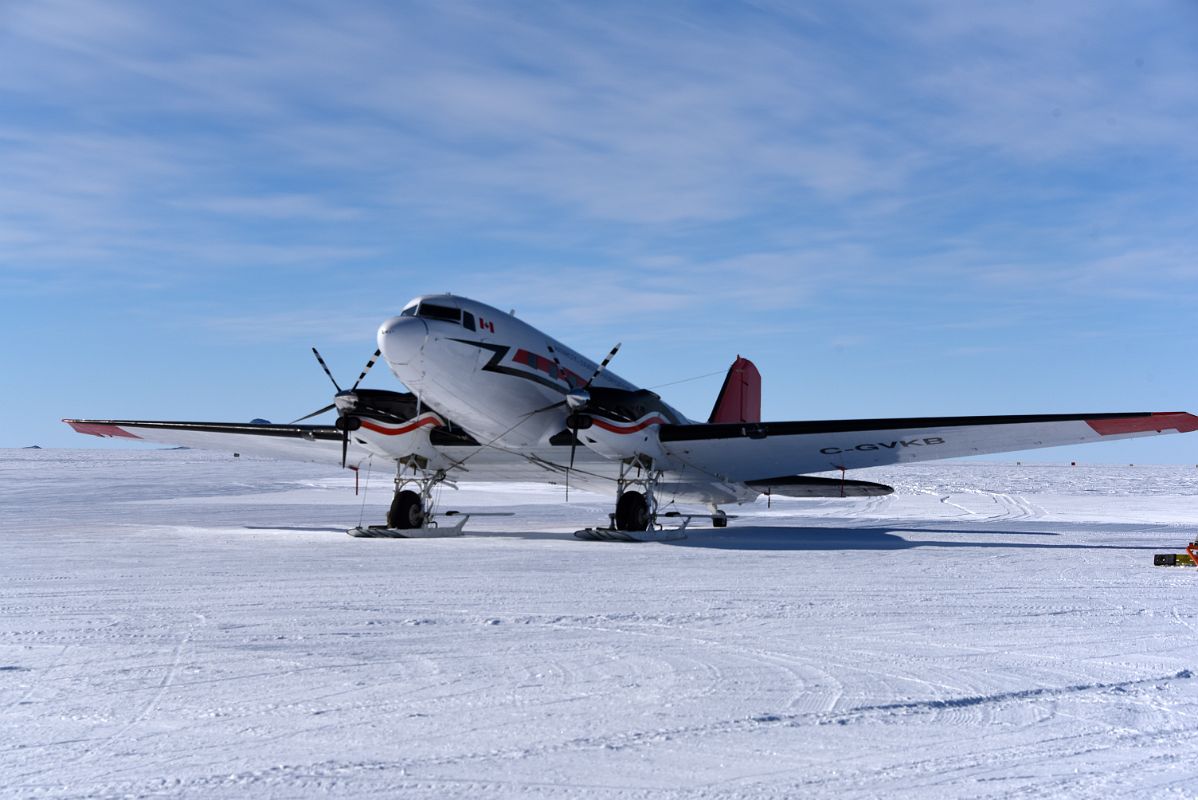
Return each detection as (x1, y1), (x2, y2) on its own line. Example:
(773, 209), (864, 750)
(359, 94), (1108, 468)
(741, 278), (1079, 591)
(479, 318), (496, 333)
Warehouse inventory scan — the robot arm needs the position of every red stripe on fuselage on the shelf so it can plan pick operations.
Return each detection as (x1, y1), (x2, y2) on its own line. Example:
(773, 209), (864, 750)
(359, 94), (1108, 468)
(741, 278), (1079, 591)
(591, 416), (668, 434)
(512, 348), (584, 388)
(359, 415), (442, 436)
(1087, 412), (1198, 436)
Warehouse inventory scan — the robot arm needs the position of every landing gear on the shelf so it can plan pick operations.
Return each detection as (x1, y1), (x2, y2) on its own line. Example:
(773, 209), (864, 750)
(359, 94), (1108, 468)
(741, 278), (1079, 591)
(387, 489), (425, 529)
(387, 463), (442, 530)
(615, 490), (651, 532)
(574, 458), (738, 542)
(576, 459), (682, 541)
(349, 463), (460, 538)
(612, 459), (660, 532)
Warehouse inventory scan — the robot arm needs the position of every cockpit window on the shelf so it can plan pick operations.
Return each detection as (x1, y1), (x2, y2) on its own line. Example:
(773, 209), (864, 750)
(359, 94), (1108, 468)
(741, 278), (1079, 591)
(462, 311), (476, 331)
(400, 305), (417, 317)
(416, 303), (462, 323)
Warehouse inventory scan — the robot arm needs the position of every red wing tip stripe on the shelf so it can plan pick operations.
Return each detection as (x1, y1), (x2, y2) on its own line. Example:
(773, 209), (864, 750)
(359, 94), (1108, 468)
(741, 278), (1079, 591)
(359, 415), (443, 436)
(591, 416), (669, 434)
(1087, 412), (1198, 436)
(64, 420), (142, 439)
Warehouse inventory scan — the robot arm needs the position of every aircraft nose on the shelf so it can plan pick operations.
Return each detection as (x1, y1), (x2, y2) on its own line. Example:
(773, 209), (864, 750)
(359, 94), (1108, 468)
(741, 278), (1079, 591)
(378, 315), (429, 366)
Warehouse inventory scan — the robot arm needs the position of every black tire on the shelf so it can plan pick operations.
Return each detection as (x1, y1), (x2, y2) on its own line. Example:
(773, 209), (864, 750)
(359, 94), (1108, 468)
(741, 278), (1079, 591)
(712, 511), (728, 528)
(388, 490), (424, 530)
(615, 491), (651, 532)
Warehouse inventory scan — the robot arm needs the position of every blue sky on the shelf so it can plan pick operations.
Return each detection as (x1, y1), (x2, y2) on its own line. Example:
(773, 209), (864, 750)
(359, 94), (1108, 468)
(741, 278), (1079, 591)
(3, 0), (1197, 463)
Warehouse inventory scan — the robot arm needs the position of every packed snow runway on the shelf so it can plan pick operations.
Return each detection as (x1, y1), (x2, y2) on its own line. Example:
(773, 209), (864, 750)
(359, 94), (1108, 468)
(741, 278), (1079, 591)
(4, 450), (1198, 799)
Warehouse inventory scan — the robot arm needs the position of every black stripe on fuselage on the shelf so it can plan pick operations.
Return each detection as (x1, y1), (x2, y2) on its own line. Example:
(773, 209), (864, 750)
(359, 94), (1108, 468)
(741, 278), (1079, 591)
(658, 412), (1151, 442)
(448, 338), (568, 394)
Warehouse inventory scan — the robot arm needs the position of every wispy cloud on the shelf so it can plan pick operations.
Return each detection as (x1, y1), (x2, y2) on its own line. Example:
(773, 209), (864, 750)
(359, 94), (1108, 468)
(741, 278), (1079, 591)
(6, 1), (1198, 456)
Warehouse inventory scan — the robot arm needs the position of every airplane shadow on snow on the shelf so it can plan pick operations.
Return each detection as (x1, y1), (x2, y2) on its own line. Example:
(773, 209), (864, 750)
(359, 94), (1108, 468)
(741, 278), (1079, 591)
(664, 525), (1169, 552)
(239, 521), (1174, 553)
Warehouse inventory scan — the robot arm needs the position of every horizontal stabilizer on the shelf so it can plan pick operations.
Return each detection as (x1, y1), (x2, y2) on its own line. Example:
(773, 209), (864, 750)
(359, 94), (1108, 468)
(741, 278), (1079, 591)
(747, 475), (894, 498)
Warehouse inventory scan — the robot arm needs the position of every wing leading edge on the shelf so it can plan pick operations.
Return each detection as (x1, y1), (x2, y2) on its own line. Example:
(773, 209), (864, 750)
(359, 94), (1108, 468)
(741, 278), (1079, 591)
(659, 412), (1198, 482)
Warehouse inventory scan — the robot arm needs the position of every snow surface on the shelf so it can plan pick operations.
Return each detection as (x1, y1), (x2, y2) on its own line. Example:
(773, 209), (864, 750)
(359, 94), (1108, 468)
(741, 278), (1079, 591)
(4, 449), (1198, 799)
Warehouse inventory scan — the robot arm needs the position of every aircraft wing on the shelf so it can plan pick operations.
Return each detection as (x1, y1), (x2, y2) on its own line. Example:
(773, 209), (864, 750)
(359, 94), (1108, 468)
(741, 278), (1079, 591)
(65, 419), (359, 464)
(659, 412), (1198, 482)
(62, 418), (619, 483)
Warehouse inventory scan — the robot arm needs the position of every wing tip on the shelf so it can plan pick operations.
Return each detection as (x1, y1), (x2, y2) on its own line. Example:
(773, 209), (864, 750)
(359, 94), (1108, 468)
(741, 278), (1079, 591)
(63, 419), (142, 439)
(1087, 412), (1198, 436)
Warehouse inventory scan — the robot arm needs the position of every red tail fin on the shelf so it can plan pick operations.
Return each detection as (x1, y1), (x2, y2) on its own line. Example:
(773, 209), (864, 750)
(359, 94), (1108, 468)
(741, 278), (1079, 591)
(708, 356), (761, 423)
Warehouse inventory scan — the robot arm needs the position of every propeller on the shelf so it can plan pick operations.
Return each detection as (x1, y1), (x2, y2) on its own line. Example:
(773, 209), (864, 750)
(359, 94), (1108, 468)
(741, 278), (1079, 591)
(564, 342), (619, 471)
(525, 341), (621, 416)
(292, 347), (384, 468)
(522, 341), (622, 492)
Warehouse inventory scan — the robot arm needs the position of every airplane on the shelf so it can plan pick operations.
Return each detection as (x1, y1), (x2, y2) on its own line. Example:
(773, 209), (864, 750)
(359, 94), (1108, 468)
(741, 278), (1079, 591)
(66, 294), (1198, 539)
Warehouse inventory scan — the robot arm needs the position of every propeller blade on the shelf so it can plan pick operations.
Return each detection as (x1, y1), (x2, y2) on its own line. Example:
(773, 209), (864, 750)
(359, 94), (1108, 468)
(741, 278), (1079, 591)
(583, 342), (621, 389)
(341, 427), (349, 469)
(350, 348), (382, 391)
(290, 403), (336, 424)
(566, 424), (578, 502)
(311, 347), (342, 392)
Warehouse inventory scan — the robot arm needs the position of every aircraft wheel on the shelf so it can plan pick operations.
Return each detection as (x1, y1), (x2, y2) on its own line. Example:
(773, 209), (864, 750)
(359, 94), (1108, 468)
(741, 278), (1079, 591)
(712, 510), (728, 528)
(388, 490), (424, 529)
(615, 491), (651, 532)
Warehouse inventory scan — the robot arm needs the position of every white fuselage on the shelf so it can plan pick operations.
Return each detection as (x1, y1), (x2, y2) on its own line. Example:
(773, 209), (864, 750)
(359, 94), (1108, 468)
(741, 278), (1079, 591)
(376, 295), (689, 449)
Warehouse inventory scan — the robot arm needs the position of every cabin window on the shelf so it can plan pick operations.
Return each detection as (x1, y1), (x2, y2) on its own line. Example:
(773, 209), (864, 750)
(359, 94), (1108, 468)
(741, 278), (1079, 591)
(416, 303), (462, 323)
(462, 311), (476, 331)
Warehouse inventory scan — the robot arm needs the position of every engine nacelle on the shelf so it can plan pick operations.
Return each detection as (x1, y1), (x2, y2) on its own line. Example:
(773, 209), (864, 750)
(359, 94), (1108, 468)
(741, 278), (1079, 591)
(569, 387), (681, 468)
(576, 412), (671, 466)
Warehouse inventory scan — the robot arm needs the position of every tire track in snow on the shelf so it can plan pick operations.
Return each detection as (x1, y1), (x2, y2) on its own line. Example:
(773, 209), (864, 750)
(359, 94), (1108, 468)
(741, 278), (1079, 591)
(546, 614), (845, 717)
(1171, 606), (1198, 637)
(62, 613), (207, 776)
(843, 670), (1191, 717)
(173, 670), (1191, 782)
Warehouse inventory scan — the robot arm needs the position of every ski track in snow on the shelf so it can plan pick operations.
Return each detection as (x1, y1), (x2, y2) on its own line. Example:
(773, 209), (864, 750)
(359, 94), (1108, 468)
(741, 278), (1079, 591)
(3, 450), (1198, 798)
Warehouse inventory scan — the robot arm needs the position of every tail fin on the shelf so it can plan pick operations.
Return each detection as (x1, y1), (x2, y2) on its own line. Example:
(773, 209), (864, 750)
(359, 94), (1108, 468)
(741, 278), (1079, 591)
(708, 356), (761, 423)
